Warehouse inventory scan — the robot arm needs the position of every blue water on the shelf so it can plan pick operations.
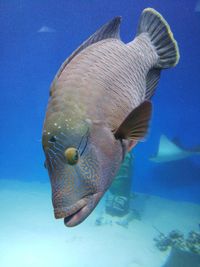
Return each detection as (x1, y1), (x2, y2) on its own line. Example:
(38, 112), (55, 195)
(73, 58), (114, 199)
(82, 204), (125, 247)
(1, 1), (200, 267)
(1, 0), (199, 201)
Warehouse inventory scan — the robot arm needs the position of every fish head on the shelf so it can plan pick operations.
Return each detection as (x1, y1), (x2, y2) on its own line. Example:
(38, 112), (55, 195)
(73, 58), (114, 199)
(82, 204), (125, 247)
(42, 116), (123, 227)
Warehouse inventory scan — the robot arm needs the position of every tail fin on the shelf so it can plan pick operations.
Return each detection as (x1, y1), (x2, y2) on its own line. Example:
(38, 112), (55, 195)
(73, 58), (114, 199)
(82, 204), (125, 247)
(137, 8), (180, 69)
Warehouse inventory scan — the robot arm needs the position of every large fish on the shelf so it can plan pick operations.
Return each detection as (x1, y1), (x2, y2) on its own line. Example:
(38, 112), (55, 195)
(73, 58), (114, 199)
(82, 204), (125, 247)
(42, 8), (180, 227)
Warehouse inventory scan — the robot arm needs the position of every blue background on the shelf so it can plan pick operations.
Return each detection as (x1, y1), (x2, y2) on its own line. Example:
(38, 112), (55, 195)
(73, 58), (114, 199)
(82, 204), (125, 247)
(0, 0), (199, 202)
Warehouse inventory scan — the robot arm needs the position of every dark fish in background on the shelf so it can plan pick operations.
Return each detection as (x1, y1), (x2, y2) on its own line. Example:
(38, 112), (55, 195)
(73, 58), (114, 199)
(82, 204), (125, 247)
(42, 8), (180, 227)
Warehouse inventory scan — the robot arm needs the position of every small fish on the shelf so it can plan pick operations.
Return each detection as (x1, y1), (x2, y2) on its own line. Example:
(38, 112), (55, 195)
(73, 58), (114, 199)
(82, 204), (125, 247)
(42, 8), (179, 227)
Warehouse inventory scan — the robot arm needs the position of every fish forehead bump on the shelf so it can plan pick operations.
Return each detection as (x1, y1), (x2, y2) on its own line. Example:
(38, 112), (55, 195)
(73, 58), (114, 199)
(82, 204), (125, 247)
(43, 112), (91, 140)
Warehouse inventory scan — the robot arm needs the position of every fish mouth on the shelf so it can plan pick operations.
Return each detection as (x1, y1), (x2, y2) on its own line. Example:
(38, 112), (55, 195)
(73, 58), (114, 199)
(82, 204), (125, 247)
(54, 192), (103, 227)
(64, 203), (90, 227)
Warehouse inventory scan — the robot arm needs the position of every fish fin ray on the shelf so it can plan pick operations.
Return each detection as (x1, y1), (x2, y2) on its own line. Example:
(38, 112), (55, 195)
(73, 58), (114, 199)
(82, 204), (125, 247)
(114, 101), (152, 141)
(137, 8), (180, 68)
(51, 17), (121, 89)
(145, 68), (161, 100)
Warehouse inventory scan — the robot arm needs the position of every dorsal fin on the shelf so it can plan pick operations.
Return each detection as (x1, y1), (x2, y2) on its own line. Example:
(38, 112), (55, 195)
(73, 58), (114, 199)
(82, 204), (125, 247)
(114, 101), (152, 141)
(51, 17), (121, 87)
(145, 68), (161, 100)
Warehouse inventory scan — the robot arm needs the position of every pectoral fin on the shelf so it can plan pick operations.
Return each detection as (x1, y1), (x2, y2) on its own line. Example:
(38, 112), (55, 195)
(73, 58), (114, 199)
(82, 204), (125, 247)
(114, 101), (152, 141)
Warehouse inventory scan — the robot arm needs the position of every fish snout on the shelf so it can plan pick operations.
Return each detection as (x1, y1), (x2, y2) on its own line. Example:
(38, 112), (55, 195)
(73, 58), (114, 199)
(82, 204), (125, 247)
(53, 197), (88, 219)
(53, 192), (103, 227)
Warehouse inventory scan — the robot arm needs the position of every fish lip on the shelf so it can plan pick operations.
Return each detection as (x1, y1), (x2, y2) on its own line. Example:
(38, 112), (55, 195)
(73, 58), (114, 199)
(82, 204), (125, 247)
(54, 198), (88, 219)
(61, 192), (103, 227)
(64, 204), (88, 227)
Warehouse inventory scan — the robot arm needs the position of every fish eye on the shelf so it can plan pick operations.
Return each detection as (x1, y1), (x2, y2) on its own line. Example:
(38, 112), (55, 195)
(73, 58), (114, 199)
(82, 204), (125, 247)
(64, 147), (79, 165)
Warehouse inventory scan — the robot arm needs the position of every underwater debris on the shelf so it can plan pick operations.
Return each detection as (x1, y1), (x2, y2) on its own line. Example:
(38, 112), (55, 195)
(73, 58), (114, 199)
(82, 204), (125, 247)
(94, 209), (140, 228)
(186, 231), (200, 254)
(154, 228), (200, 255)
(115, 209), (141, 228)
(95, 152), (140, 228)
(106, 152), (134, 217)
(162, 247), (200, 267)
(95, 216), (104, 226)
(94, 216), (112, 226)
(128, 209), (141, 221)
(168, 230), (186, 250)
(105, 195), (130, 217)
(116, 220), (129, 228)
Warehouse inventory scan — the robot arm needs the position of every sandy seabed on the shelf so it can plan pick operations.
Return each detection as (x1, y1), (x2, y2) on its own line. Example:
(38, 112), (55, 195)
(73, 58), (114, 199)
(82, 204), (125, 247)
(0, 179), (199, 267)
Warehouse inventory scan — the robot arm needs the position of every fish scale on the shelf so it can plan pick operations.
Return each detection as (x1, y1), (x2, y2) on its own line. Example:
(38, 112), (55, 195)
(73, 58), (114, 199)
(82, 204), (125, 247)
(50, 38), (153, 131)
